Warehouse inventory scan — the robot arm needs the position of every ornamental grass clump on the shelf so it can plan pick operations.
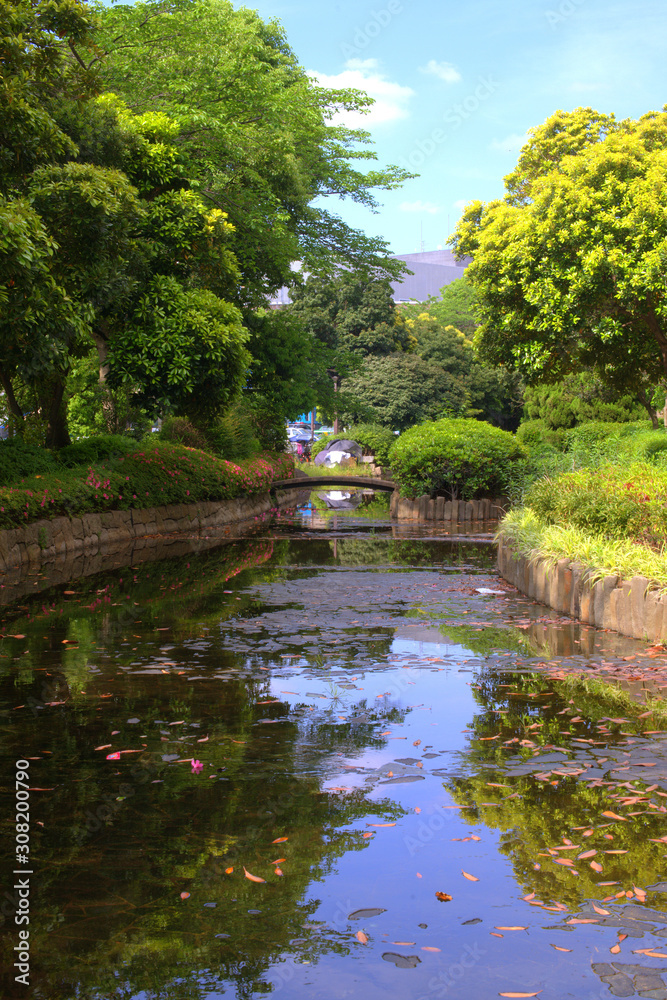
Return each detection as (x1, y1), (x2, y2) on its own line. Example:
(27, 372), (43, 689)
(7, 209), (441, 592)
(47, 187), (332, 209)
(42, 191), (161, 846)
(524, 461), (667, 549)
(389, 417), (526, 500)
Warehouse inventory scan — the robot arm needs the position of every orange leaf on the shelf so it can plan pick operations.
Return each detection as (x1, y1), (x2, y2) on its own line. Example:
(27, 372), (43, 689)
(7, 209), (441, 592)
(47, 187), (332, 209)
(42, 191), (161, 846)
(356, 930), (368, 944)
(435, 892), (453, 902)
(550, 945), (572, 952)
(592, 905), (610, 916)
(421, 946), (441, 952)
(461, 871), (480, 881)
(272, 836), (288, 843)
(490, 932), (504, 938)
(553, 858), (574, 867)
(270, 858), (286, 864)
(94, 744), (112, 751)
(225, 867), (233, 874)
(243, 867), (266, 883)
(180, 892), (190, 899)
(601, 811), (627, 821)
(362, 832), (374, 839)
(590, 861), (603, 872)
(495, 926), (528, 931)
(523, 893), (535, 901)
(610, 943), (621, 954)
(369, 822), (396, 827)
(274, 867), (284, 876)
(498, 993), (542, 997)
(577, 850), (597, 860)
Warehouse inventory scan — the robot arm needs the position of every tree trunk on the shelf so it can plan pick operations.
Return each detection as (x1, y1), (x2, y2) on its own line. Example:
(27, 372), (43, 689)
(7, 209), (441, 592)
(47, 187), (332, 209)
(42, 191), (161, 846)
(91, 327), (118, 433)
(634, 386), (660, 429)
(40, 377), (71, 449)
(0, 365), (25, 436)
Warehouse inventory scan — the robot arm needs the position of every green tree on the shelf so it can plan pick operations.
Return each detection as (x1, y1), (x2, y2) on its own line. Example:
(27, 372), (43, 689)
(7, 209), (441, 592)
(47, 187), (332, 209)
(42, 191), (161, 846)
(93, 0), (411, 298)
(399, 274), (479, 338)
(341, 353), (468, 432)
(451, 106), (667, 419)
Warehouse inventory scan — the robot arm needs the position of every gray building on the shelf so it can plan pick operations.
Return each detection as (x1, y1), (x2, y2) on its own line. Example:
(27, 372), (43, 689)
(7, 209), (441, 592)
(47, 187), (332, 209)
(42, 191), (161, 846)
(268, 248), (470, 308)
(389, 248), (470, 303)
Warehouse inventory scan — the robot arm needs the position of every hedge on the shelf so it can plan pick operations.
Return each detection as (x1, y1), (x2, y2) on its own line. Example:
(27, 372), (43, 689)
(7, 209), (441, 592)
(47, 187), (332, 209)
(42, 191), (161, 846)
(344, 423), (396, 467)
(389, 418), (525, 500)
(0, 442), (294, 530)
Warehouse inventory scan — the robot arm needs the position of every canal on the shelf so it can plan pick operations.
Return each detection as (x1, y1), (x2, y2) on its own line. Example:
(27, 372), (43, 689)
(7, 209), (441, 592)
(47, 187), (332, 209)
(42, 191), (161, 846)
(2, 497), (667, 1000)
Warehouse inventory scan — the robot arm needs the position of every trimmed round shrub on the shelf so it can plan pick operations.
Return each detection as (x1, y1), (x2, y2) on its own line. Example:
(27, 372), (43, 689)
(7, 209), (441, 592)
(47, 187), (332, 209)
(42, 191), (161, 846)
(345, 423), (396, 466)
(516, 419), (567, 453)
(0, 438), (59, 485)
(157, 417), (209, 451)
(389, 418), (525, 500)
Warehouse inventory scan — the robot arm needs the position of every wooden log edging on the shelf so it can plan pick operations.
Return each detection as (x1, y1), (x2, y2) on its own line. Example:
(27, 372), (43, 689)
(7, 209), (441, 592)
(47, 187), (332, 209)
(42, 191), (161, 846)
(497, 537), (667, 643)
(390, 492), (509, 521)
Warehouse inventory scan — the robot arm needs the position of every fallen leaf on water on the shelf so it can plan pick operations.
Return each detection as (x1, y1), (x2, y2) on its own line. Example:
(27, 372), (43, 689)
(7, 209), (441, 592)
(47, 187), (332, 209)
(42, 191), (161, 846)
(435, 892), (453, 902)
(274, 868), (284, 876)
(566, 918), (599, 925)
(392, 941), (416, 946)
(416, 872), (422, 878)
(636, 950), (667, 958)
(356, 931), (368, 944)
(270, 858), (286, 864)
(577, 850), (597, 860)
(550, 945), (572, 952)
(272, 836), (288, 843)
(592, 905), (610, 916)
(499, 993), (542, 998)
(369, 823), (396, 828)
(362, 832), (374, 839)
(490, 932), (503, 938)
(601, 811), (627, 822)
(413, 740), (421, 746)
(618, 934), (628, 942)
(95, 744), (112, 751)
(471, 835), (482, 841)
(243, 868), (265, 883)
(605, 850), (628, 855)
(180, 892), (190, 899)
(225, 867), (233, 874)
(496, 926), (528, 931)
(422, 946), (441, 952)
(590, 861), (603, 872)
(610, 944), (621, 954)
(106, 752), (121, 760)
(523, 893), (536, 901)
(462, 871), (479, 881)
(553, 858), (575, 867)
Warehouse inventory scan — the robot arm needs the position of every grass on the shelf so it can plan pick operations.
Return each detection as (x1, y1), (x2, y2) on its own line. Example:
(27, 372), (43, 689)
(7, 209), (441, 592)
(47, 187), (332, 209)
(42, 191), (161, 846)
(299, 461), (380, 478)
(498, 507), (667, 591)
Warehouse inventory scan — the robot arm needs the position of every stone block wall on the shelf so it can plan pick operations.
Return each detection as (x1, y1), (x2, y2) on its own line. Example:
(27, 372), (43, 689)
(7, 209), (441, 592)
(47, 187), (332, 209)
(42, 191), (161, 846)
(0, 490), (297, 583)
(498, 538), (667, 643)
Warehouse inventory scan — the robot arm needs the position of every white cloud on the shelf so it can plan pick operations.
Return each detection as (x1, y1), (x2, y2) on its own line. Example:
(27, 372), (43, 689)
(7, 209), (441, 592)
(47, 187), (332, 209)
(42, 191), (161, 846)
(489, 132), (529, 153)
(399, 200), (441, 215)
(310, 59), (415, 126)
(453, 199), (469, 213)
(419, 59), (462, 84)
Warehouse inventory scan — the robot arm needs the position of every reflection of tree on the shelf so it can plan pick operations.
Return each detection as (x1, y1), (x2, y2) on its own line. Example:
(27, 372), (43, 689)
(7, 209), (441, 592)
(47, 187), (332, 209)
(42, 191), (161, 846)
(443, 668), (667, 913)
(0, 537), (412, 1000)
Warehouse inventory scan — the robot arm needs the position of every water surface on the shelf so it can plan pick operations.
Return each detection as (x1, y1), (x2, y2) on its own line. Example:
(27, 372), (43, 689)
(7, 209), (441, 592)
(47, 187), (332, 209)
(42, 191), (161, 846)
(2, 503), (667, 1000)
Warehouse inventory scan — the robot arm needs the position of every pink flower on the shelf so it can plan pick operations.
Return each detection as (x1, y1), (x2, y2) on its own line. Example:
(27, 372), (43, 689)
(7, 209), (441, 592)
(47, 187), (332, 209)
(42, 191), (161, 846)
(191, 759), (203, 773)
(106, 751), (121, 760)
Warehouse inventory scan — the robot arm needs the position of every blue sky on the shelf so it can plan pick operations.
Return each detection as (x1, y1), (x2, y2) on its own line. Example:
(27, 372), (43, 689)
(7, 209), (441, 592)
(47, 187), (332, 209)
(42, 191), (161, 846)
(248, 0), (667, 255)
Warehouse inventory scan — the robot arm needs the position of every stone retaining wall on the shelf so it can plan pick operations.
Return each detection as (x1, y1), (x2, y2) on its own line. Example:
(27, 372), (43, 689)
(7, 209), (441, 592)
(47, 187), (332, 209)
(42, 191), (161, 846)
(0, 478), (307, 583)
(498, 538), (667, 643)
(390, 492), (509, 521)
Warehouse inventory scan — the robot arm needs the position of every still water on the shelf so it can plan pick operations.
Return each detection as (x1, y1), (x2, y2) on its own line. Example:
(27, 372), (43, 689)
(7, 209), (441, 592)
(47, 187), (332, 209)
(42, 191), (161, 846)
(2, 500), (667, 1000)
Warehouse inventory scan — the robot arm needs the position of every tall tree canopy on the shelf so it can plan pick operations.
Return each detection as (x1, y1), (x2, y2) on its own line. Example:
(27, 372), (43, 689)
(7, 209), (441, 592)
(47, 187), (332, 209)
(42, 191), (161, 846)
(93, 0), (411, 300)
(451, 106), (667, 414)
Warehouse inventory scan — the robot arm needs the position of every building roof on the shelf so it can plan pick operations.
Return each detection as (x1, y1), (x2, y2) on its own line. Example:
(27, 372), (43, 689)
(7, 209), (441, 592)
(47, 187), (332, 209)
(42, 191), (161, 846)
(389, 249), (470, 303)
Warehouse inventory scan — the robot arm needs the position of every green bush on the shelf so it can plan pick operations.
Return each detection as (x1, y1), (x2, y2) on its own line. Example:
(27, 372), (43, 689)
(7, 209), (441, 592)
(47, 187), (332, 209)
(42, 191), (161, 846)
(310, 433), (333, 459)
(389, 417), (526, 500)
(344, 423), (396, 466)
(524, 461), (667, 547)
(0, 438), (59, 486)
(205, 400), (260, 460)
(57, 435), (137, 468)
(157, 417), (209, 451)
(515, 420), (567, 453)
(0, 442), (294, 529)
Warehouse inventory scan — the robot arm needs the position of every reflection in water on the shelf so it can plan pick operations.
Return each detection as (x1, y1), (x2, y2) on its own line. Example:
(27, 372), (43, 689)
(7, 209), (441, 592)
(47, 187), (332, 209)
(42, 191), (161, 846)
(1, 509), (667, 999)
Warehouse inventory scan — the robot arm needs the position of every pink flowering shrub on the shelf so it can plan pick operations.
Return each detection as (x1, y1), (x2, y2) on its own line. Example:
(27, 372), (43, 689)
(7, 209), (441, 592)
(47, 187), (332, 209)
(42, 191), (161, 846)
(0, 443), (294, 529)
